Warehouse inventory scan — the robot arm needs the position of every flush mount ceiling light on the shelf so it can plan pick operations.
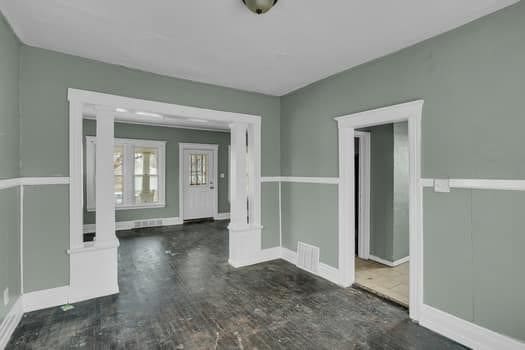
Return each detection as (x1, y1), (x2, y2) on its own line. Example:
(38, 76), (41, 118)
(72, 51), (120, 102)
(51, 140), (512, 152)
(242, 0), (279, 15)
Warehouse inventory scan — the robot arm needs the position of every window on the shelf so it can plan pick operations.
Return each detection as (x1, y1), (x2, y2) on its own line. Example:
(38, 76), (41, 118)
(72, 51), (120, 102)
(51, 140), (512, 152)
(86, 137), (166, 210)
(190, 153), (208, 186)
(134, 146), (160, 204)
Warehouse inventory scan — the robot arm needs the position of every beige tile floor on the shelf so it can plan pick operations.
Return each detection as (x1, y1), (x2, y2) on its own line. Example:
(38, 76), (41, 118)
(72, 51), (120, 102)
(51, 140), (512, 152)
(355, 257), (409, 307)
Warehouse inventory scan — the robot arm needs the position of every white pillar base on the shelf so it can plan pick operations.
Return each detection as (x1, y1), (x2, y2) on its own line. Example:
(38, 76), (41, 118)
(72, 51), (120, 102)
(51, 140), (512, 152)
(228, 225), (263, 268)
(68, 240), (120, 304)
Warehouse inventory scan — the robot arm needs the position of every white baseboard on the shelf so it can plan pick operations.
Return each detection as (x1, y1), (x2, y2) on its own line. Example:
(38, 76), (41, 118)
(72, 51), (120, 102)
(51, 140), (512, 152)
(214, 213), (230, 220)
(257, 247), (282, 263)
(229, 246), (340, 286)
(0, 297), (23, 349)
(83, 216), (183, 233)
(281, 247), (340, 285)
(318, 262), (341, 284)
(281, 247), (297, 264)
(369, 254), (409, 267)
(229, 246), (281, 268)
(420, 304), (525, 350)
(23, 286), (70, 313)
(22, 283), (118, 314)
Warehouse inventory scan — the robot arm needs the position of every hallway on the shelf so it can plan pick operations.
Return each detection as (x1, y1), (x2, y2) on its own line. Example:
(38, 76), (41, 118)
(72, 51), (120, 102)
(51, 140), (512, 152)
(8, 222), (464, 349)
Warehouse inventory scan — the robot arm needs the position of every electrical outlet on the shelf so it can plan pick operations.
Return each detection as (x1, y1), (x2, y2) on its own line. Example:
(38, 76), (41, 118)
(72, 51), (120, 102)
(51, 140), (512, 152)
(3, 287), (9, 306)
(434, 179), (450, 193)
(220, 173), (225, 178)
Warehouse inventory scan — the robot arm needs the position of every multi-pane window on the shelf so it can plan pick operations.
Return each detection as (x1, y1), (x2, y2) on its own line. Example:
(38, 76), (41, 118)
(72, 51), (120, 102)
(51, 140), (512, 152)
(86, 137), (166, 210)
(189, 153), (208, 186)
(134, 147), (160, 204)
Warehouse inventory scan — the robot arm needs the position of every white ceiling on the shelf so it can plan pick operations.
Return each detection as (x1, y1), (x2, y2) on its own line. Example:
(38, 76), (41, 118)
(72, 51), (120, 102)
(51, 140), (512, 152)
(1, 0), (518, 96)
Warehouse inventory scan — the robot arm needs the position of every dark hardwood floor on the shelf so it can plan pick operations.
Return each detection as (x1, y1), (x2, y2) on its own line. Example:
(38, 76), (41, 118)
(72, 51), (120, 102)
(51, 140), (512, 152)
(8, 221), (466, 349)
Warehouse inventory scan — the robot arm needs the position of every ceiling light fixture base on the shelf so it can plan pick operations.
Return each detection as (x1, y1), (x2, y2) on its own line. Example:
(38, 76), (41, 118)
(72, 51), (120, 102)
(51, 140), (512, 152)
(242, 0), (279, 15)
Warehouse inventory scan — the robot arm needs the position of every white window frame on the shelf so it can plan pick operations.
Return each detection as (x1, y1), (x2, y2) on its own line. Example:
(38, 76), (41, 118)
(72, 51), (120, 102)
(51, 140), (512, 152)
(86, 136), (166, 211)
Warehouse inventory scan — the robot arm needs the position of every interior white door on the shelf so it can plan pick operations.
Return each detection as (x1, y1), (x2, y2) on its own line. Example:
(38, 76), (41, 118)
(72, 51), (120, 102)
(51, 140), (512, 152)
(183, 147), (217, 220)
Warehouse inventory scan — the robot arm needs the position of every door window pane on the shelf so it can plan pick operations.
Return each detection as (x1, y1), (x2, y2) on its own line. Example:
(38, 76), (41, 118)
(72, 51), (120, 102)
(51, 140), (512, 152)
(134, 147), (159, 204)
(190, 153), (208, 185)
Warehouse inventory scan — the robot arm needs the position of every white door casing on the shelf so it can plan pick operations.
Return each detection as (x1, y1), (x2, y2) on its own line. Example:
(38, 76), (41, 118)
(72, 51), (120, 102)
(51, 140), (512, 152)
(354, 131), (371, 260)
(181, 144), (218, 220)
(335, 100), (423, 321)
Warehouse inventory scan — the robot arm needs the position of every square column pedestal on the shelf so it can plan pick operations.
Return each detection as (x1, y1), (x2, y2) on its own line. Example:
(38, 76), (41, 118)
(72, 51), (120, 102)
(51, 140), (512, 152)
(68, 242), (119, 303)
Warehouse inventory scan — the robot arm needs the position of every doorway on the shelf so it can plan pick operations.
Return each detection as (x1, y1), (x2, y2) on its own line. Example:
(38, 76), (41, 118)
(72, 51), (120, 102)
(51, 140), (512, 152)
(353, 124), (410, 308)
(180, 143), (219, 221)
(67, 88), (263, 304)
(335, 100), (423, 321)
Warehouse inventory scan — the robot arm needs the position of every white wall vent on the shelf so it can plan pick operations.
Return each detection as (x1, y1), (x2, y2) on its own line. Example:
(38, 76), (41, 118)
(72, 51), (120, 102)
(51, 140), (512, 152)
(297, 241), (320, 273)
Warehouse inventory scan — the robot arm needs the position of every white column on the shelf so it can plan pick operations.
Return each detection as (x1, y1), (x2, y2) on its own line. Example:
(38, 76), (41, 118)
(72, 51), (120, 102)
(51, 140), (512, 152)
(69, 101), (84, 249)
(69, 105), (119, 304)
(246, 121), (261, 227)
(229, 122), (263, 267)
(95, 108), (116, 243)
(229, 122), (248, 230)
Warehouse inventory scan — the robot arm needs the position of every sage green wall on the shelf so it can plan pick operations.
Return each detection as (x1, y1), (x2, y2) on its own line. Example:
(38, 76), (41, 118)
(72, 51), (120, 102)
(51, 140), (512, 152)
(393, 122), (409, 261)
(23, 185), (69, 293)
(83, 120), (230, 224)
(18, 45), (281, 292)
(367, 124), (394, 261)
(424, 188), (525, 339)
(0, 13), (20, 179)
(280, 1), (525, 341)
(19, 47), (280, 177)
(0, 188), (21, 322)
(281, 183), (338, 267)
(0, 13), (21, 324)
(282, 2), (525, 180)
(261, 182), (280, 249)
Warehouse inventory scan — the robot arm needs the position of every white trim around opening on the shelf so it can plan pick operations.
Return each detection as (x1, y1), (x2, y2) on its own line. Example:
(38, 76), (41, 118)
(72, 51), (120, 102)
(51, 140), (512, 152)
(67, 88), (263, 305)
(335, 100), (424, 322)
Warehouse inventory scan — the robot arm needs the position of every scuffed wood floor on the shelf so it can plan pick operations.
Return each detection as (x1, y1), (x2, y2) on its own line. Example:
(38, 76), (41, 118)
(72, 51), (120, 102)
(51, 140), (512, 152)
(7, 221), (467, 349)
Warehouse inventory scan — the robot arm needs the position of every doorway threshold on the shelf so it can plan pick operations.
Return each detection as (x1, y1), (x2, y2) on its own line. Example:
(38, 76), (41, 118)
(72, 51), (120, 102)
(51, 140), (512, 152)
(354, 283), (409, 309)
